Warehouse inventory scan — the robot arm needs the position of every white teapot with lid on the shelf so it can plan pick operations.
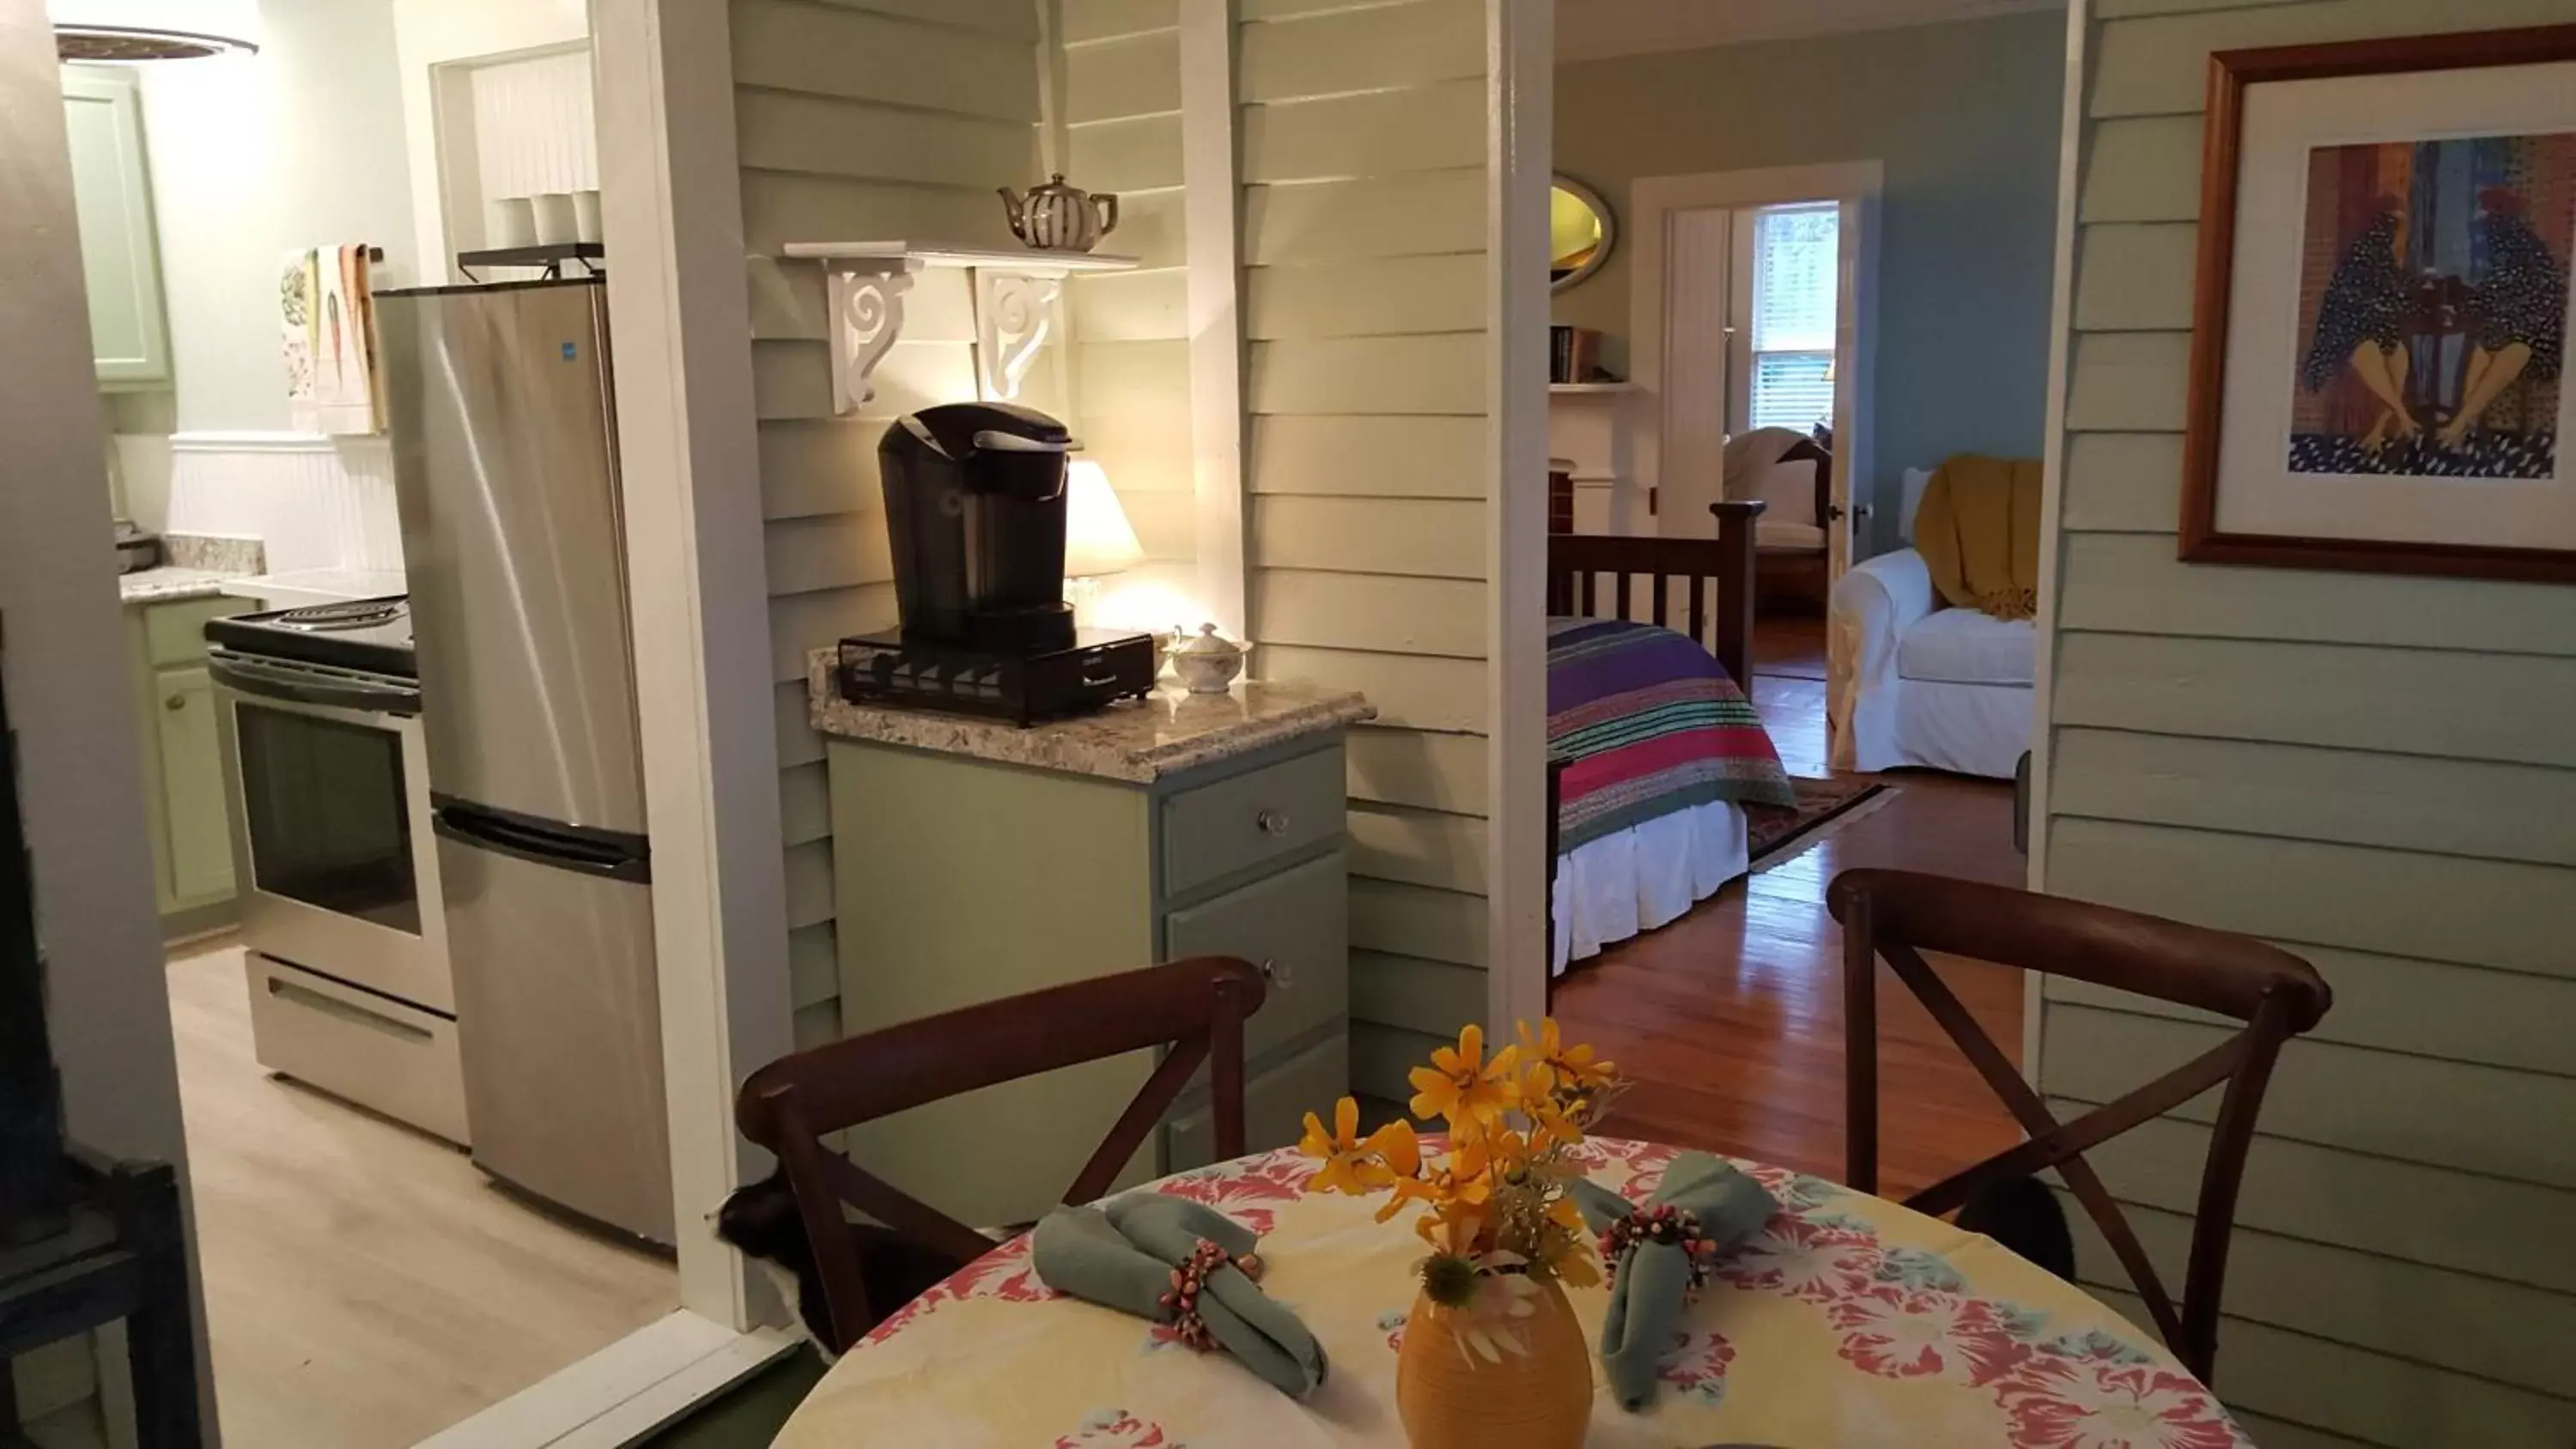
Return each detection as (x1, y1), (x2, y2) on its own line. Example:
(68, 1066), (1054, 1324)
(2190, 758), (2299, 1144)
(1166, 623), (1249, 694)
(999, 174), (1120, 253)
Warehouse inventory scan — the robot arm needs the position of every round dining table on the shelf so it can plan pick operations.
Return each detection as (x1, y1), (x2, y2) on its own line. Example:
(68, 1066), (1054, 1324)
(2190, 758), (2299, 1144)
(772, 1137), (2248, 1447)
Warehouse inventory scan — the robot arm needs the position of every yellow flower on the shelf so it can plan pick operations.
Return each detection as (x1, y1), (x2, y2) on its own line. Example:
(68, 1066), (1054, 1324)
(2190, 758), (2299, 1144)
(1546, 1194), (1588, 1234)
(1380, 1137), (1491, 1224)
(1407, 1023), (1522, 1131)
(1364, 1118), (1422, 1179)
(1418, 1197), (1490, 1256)
(1552, 1244), (1602, 1288)
(1297, 1096), (1389, 1197)
(1516, 1017), (1617, 1094)
(1519, 1072), (1584, 1146)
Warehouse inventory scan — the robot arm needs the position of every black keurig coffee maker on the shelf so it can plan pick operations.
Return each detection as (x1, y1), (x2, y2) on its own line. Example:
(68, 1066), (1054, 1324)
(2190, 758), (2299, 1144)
(837, 401), (1157, 724)
(882, 400), (1078, 654)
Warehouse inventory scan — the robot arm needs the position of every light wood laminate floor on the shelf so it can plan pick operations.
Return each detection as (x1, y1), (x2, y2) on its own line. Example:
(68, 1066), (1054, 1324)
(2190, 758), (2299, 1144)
(1552, 616), (2028, 1200)
(167, 941), (676, 1448)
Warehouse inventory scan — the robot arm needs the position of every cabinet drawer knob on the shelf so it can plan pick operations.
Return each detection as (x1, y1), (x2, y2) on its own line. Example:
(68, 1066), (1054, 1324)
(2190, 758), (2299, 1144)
(164, 694), (186, 712)
(1259, 956), (1293, 988)
(1255, 808), (1291, 837)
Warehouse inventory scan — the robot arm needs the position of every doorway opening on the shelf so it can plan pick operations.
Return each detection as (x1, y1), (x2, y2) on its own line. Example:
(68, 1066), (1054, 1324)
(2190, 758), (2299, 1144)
(1636, 167), (1880, 773)
(33, 8), (684, 1446)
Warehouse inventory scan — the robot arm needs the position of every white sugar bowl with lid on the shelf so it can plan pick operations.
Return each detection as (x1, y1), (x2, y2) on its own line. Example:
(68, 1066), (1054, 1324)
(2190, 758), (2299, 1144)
(1168, 624), (1250, 694)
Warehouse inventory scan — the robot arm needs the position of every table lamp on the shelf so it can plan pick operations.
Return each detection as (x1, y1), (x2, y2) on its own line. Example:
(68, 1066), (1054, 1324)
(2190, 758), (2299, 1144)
(1063, 458), (1144, 624)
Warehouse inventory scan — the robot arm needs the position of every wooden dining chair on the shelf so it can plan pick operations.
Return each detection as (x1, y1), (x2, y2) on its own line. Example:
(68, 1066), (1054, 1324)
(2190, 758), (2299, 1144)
(1825, 868), (2331, 1385)
(733, 956), (1267, 1353)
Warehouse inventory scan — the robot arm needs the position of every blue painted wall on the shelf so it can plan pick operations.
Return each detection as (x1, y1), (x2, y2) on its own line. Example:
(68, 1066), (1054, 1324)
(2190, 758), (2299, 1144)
(1552, 11), (2065, 553)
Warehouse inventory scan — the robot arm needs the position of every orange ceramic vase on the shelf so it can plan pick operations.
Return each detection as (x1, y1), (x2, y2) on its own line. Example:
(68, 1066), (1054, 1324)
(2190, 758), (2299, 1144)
(1394, 1278), (1593, 1449)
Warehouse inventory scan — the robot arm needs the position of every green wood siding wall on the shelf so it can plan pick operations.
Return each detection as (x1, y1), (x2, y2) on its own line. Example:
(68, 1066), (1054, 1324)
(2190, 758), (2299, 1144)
(1063, 0), (1197, 607)
(1233, 0), (1491, 1109)
(732, 0), (1043, 1046)
(2037, 0), (2576, 1440)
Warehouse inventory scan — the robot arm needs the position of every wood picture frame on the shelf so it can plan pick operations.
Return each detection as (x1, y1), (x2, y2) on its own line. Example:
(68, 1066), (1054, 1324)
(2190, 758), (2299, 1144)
(2181, 23), (2576, 583)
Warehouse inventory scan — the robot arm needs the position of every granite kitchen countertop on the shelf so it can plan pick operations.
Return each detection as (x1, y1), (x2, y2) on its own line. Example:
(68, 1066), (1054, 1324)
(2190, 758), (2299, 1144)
(807, 646), (1374, 783)
(118, 534), (268, 604)
(119, 567), (242, 604)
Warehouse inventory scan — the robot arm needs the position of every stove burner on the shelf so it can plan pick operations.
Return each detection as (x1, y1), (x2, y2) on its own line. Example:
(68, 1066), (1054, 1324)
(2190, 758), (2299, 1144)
(275, 598), (407, 632)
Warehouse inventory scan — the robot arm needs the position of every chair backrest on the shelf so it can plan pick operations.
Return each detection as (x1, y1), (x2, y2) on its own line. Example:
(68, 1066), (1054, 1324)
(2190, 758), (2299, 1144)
(1545, 499), (1765, 696)
(1826, 868), (2330, 1385)
(733, 956), (1266, 1351)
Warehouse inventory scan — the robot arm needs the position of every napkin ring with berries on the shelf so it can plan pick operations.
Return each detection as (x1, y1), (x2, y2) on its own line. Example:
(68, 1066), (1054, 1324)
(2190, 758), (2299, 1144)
(1157, 1238), (1256, 1350)
(1598, 1203), (1716, 1302)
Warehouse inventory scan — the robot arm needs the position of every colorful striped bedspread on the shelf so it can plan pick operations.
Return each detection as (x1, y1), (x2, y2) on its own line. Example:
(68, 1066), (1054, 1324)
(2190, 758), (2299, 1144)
(1548, 615), (1795, 853)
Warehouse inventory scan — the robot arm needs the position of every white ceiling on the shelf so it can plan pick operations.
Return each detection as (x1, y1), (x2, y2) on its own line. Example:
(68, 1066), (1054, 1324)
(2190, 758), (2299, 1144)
(1557, 0), (2065, 64)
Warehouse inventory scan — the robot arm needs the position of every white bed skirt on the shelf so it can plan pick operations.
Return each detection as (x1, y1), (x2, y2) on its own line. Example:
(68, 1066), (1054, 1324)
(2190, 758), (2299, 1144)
(1551, 800), (1750, 978)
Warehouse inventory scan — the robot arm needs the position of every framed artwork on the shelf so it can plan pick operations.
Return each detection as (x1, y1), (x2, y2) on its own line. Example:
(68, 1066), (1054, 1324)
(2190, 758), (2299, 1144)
(2182, 25), (2576, 581)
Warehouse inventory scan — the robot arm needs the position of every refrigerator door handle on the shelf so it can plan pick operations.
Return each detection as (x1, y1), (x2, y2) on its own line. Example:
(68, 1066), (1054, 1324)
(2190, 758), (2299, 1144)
(433, 806), (651, 883)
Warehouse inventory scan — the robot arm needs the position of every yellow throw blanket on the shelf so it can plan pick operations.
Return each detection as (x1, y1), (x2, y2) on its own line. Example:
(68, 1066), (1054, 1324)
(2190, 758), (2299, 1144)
(1914, 455), (2042, 621)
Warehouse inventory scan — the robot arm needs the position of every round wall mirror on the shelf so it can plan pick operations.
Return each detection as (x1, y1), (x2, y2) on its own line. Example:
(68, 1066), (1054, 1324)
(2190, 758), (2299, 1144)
(1551, 175), (1615, 291)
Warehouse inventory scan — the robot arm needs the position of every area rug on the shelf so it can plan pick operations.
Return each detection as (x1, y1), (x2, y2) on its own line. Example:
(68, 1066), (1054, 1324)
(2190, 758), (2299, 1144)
(1746, 777), (1893, 873)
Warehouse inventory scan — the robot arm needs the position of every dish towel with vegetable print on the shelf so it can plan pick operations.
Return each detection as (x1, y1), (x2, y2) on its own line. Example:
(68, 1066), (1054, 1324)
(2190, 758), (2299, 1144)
(1548, 616), (1795, 852)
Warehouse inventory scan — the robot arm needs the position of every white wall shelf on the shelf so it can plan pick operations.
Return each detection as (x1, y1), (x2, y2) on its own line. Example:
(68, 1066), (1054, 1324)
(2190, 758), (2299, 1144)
(1548, 381), (1635, 394)
(782, 241), (1139, 415)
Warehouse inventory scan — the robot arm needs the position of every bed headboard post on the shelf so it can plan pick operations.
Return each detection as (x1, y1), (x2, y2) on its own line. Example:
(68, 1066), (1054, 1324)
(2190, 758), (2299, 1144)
(1709, 499), (1765, 699)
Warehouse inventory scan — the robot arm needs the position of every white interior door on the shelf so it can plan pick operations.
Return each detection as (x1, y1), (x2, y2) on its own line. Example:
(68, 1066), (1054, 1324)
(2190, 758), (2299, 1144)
(1656, 206), (1731, 538)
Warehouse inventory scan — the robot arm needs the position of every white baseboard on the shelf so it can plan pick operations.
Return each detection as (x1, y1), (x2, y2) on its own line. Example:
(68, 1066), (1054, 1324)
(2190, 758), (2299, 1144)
(414, 1312), (800, 1449)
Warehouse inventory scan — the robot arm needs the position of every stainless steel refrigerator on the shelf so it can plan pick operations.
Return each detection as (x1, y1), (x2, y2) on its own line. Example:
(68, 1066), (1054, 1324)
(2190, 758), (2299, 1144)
(377, 277), (673, 1246)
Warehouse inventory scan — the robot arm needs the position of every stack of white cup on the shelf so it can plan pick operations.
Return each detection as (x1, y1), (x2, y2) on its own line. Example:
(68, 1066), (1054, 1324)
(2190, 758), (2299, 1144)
(488, 190), (605, 248)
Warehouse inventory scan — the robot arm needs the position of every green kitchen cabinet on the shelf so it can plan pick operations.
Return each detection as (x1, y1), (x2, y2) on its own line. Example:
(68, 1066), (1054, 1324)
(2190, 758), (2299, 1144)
(824, 696), (1364, 1232)
(62, 66), (171, 390)
(130, 597), (247, 932)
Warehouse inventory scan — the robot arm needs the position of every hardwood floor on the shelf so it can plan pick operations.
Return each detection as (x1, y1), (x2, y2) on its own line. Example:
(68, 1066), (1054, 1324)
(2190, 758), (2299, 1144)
(1552, 616), (2029, 1199)
(167, 941), (677, 1449)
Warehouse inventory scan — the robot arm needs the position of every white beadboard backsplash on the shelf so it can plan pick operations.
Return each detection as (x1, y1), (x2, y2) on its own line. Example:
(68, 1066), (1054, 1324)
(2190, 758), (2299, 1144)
(131, 432), (406, 577)
(472, 47), (597, 200)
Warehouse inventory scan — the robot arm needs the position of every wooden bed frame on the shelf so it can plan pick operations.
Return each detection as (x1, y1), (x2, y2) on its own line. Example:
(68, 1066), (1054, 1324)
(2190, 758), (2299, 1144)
(1543, 500), (1766, 1002)
(1544, 499), (1765, 701)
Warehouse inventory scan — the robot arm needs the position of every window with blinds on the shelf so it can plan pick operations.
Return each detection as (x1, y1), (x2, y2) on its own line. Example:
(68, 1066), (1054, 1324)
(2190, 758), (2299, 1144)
(1747, 205), (1838, 432)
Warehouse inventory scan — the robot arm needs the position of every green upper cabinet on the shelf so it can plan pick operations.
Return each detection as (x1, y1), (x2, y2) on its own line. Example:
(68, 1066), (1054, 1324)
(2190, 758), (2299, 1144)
(61, 66), (171, 390)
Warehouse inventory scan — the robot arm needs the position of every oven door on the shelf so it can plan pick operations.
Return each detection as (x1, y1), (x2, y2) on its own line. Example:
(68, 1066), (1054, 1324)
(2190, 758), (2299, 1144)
(211, 655), (453, 1015)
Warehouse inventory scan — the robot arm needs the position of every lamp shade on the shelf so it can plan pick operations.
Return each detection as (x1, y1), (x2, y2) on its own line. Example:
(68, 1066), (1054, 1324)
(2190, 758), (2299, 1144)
(1063, 459), (1144, 579)
(51, 0), (260, 59)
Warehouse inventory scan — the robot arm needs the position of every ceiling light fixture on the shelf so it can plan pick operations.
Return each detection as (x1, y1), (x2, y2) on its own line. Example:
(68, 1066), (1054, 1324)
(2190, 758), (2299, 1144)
(50, 0), (260, 61)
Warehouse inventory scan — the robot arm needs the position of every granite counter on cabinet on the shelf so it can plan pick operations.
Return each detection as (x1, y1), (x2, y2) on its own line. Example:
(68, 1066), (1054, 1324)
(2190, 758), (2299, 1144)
(804, 646), (1372, 1230)
(805, 646), (1374, 781)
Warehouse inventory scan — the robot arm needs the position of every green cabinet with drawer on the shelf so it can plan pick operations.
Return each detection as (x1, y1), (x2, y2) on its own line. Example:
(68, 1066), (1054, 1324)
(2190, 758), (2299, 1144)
(128, 596), (247, 932)
(826, 708), (1359, 1232)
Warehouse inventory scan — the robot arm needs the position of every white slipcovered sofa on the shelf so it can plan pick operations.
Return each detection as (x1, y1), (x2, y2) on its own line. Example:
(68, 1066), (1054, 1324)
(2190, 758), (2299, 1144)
(1827, 469), (2034, 779)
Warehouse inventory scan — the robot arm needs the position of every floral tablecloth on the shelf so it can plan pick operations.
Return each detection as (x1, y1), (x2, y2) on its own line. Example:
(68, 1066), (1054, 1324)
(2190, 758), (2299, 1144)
(772, 1138), (2247, 1448)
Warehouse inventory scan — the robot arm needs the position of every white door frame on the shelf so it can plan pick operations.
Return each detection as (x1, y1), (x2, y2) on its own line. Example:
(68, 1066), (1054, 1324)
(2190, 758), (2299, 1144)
(2020, 0), (2094, 1083)
(427, 0), (805, 1440)
(1630, 162), (1882, 571)
(1485, 0), (1553, 1040)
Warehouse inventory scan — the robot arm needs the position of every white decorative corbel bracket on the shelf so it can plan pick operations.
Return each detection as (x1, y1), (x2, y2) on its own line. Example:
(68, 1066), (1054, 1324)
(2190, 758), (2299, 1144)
(781, 241), (1138, 415)
(818, 257), (919, 415)
(975, 270), (1062, 403)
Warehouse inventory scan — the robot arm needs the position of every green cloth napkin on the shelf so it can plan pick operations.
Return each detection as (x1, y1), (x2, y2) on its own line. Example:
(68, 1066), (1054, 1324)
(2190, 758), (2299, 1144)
(1029, 1196), (1327, 1398)
(1570, 1150), (1781, 1410)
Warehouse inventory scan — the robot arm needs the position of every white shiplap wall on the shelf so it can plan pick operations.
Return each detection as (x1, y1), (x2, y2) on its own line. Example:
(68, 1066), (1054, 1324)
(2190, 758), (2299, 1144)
(1234, 0), (1493, 1112)
(1062, 0), (1198, 617)
(732, 0), (1043, 1047)
(2037, 1), (2576, 1444)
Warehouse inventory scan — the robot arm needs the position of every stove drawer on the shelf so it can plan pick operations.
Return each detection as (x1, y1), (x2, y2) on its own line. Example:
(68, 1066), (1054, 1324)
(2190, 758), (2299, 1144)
(246, 953), (468, 1147)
